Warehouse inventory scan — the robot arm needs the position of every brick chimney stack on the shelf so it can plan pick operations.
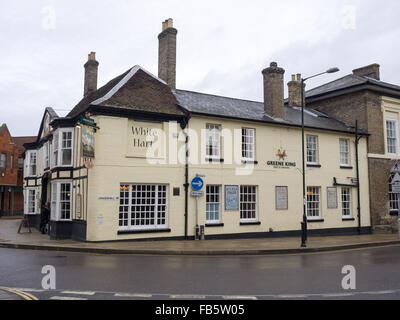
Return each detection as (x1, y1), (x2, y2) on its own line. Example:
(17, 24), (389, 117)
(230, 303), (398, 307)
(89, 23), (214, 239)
(84, 52), (99, 97)
(158, 18), (177, 89)
(353, 63), (380, 80)
(262, 62), (285, 119)
(288, 73), (305, 107)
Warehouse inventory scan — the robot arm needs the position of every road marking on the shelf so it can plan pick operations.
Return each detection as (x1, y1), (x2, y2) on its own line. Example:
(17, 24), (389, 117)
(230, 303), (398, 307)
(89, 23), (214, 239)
(278, 294), (308, 299)
(114, 293), (153, 298)
(169, 294), (206, 299)
(321, 293), (355, 298)
(61, 290), (96, 296)
(222, 296), (258, 300)
(50, 296), (88, 300)
(0, 287), (39, 300)
(15, 288), (45, 293)
(362, 290), (396, 295)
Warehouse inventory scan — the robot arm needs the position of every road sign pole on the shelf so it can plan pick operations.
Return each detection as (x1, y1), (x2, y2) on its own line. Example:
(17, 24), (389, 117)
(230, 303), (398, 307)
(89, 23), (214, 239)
(195, 196), (199, 241)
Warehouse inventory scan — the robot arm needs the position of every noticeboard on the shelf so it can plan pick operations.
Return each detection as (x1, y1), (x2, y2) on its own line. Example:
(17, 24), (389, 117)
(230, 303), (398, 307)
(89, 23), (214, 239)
(275, 186), (288, 210)
(327, 187), (338, 209)
(225, 185), (239, 211)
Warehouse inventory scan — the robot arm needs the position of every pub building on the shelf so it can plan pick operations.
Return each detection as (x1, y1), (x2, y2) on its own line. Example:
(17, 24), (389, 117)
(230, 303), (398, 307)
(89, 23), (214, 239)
(23, 19), (371, 241)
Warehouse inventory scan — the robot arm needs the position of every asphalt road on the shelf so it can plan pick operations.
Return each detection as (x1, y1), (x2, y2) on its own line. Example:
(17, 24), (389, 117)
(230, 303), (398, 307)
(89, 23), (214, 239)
(0, 245), (400, 300)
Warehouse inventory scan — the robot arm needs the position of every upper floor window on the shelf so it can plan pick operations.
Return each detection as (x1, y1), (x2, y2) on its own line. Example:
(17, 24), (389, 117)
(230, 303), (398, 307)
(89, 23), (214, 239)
(206, 124), (221, 160)
(386, 119), (398, 154)
(27, 151), (37, 176)
(18, 158), (24, 173)
(242, 128), (255, 161)
(339, 138), (350, 166)
(0, 153), (6, 173)
(306, 135), (319, 164)
(43, 142), (50, 169)
(10, 154), (14, 173)
(52, 129), (74, 167)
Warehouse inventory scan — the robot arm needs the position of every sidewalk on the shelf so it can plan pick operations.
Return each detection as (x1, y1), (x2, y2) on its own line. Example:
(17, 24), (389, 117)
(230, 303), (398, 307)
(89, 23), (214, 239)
(0, 218), (399, 256)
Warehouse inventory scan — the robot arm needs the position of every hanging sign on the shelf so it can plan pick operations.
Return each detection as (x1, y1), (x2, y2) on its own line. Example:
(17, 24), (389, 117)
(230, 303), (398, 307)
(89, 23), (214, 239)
(82, 125), (95, 158)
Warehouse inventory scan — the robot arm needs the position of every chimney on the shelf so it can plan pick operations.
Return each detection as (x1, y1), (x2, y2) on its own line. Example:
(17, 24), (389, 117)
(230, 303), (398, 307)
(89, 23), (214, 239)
(84, 52), (99, 97)
(288, 73), (305, 107)
(158, 18), (177, 89)
(262, 62), (285, 119)
(352, 63), (380, 80)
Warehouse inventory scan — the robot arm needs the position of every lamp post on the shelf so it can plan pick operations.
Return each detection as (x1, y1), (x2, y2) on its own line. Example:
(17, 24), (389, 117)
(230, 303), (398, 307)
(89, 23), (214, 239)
(301, 67), (339, 248)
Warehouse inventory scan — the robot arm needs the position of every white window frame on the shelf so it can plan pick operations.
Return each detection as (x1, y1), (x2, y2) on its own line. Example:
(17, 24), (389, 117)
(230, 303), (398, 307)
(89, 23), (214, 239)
(43, 141), (50, 169)
(25, 187), (39, 215)
(339, 138), (351, 166)
(240, 185), (258, 223)
(306, 186), (321, 220)
(389, 173), (400, 213)
(52, 128), (74, 168)
(242, 128), (255, 161)
(206, 185), (221, 225)
(341, 187), (352, 219)
(119, 184), (169, 231)
(26, 150), (37, 177)
(206, 124), (221, 160)
(51, 180), (73, 221)
(306, 135), (319, 165)
(386, 118), (398, 155)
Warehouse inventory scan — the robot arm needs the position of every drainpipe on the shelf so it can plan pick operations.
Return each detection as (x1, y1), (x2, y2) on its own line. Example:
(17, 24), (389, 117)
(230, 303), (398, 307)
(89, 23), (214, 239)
(355, 121), (362, 234)
(180, 113), (191, 240)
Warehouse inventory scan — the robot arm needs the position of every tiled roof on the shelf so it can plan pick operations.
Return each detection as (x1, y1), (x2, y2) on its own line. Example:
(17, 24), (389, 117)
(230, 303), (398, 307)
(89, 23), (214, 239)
(174, 89), (363, 134)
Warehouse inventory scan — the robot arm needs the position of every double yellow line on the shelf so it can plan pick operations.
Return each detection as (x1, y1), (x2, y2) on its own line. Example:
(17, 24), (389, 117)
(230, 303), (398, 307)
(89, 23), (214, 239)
(0, 287), (39, 300)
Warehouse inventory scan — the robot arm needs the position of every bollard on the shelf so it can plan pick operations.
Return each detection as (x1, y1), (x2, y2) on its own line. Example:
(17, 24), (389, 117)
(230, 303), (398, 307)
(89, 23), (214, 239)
(200, 225), (205, 240)
(301, 222), (307, 247)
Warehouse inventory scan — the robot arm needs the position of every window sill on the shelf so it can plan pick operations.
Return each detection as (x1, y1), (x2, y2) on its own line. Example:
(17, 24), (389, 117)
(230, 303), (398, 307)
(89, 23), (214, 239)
(118, 229), (171, 235)
(340, 166), (353, 170)
(205, 158), (224, 163)
(307, 164), (322, 168)
(240, 221), (261, 226)
(205, 223), (224, 228)
(242, 160), (258, 165)
(342, 218), (356, 221)
(307, 219), (324, 223)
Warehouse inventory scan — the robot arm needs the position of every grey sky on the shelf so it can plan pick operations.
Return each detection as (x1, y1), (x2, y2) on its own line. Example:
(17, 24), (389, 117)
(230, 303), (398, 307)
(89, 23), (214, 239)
(1, 0), (399, 136)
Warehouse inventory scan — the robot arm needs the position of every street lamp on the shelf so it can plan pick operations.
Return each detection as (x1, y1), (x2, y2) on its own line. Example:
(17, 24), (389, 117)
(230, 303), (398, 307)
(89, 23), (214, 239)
(301, 67), (340, 248)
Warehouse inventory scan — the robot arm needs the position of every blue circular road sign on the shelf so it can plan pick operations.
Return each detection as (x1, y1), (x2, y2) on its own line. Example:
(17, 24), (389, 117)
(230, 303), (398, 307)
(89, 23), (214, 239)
(191, 177), (204, 191)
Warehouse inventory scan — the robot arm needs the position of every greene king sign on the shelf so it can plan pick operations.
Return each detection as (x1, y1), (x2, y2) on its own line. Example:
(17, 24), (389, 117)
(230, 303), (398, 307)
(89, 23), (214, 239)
(267, 148), (296, 169)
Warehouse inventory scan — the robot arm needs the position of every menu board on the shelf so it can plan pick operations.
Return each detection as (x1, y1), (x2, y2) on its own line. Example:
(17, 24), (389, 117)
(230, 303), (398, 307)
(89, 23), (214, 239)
(225, 185), (239, 211)
(327, 187), (338, 209)
(276, 186), (288, 210)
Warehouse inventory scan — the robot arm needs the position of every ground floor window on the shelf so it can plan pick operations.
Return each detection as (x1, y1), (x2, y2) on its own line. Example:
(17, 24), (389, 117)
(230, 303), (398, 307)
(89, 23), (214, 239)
(240, 185), (257, 222)
(25, 188), (38, 214)
(341, 187), (352, 218)
(119, 184), (168, 231)
(389, 174), (400, 213)
(307, 186), (321, 220)
(51, 181), (72, 221)
(206, 185), (221, 224)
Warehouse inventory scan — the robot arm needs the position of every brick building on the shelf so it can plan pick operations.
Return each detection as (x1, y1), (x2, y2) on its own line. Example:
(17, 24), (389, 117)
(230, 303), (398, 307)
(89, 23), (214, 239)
(301, 64), (400, 233)
(0, 124), (35, 216)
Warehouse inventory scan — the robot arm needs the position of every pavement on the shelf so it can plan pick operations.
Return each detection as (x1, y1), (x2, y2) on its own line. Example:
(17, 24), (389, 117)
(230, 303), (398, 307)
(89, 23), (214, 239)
(0, 218), (399, 256)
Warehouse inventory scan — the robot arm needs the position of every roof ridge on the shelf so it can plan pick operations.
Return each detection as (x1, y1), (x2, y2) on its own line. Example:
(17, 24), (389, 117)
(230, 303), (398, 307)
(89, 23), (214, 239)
(175, 89), (263, 105)
(305, 74), (363, 94)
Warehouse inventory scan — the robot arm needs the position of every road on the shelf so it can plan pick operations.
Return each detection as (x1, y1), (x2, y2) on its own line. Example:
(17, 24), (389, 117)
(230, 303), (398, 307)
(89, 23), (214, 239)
(0, 245), (400, 300)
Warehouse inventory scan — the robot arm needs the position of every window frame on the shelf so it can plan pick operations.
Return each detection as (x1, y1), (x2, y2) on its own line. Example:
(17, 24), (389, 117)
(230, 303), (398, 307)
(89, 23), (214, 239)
(119, 184), (169, 232)
(240, 185), (258, 223)
(386, 118), (399, 155)
(206, 185), (221, 225)
(306, 135), (319, 165)
(205, 123), (221, 161)
(51, 180), (73, 221)
(389, 173), (400, 213)
(26, 150), (37, 177)
(242, 128), (256, 162)
(341, 187), (352, 219)
(25, 187), (39, 215)
(52, 128), (74, 168)
(0, 153), (6, 173)
(43, 141), (50, 169)
(306, 186), (321, 220)
(339, 138), (351, 167)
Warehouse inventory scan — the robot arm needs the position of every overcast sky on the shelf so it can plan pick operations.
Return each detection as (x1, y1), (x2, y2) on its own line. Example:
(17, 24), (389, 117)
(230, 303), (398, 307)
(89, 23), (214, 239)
(1, 0), (399, 136)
